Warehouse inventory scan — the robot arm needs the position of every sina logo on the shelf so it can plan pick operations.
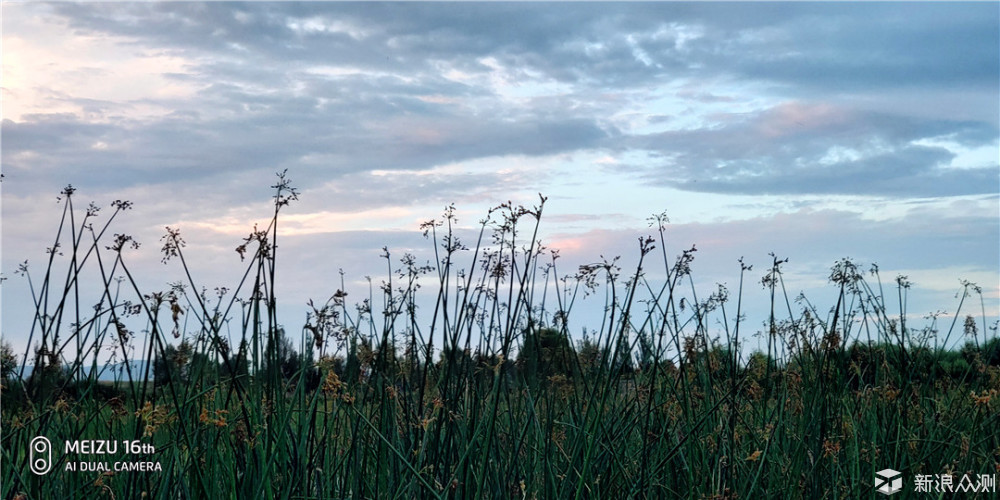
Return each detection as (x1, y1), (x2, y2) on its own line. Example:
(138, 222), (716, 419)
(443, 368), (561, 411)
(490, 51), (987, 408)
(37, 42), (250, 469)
(875, 468), (903, 495)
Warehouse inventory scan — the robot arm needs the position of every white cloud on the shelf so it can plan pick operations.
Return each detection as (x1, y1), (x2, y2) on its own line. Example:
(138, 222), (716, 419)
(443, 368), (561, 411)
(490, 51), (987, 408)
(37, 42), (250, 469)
(3, 8), (197, 123)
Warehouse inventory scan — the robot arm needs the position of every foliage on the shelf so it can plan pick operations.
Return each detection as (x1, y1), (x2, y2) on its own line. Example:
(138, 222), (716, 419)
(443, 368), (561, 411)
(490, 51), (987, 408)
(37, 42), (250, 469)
(516, 326), (578, 387)
(0, 340), (16, 381)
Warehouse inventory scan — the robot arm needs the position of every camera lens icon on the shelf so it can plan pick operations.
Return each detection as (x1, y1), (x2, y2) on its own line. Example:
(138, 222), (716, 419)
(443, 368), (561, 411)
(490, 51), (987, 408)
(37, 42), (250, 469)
(29, 436), (52, 475)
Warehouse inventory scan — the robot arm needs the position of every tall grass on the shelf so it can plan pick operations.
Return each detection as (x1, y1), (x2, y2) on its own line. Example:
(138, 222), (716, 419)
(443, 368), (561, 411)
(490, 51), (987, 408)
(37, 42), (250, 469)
(2, 173), (998, 499)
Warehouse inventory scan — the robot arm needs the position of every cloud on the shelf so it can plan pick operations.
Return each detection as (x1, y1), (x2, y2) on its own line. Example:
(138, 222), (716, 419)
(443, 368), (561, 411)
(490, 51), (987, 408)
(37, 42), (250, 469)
(8, 4), (995, 198)
(46, 3), (998, 92)
(4, 2), (995, 210)
(3, 3), (997, 353)
(627, 100), (998, 197)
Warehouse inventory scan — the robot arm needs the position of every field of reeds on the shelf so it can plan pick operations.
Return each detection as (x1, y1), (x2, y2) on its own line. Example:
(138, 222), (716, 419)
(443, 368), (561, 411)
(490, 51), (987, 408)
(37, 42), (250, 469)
(2, 173), (998, 499)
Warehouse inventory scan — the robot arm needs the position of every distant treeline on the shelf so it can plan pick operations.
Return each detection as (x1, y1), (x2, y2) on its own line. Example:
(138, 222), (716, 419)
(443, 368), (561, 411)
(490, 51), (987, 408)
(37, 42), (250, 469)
(7, 330), (995, 406)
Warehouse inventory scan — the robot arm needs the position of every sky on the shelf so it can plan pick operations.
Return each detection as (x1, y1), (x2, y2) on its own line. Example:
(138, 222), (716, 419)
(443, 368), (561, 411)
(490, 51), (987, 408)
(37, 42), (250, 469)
(2, 2), (998, 361)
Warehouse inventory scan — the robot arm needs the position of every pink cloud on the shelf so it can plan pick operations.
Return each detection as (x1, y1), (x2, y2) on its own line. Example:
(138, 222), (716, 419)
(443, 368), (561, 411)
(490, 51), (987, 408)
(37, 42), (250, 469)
(753, 101), (852, 139)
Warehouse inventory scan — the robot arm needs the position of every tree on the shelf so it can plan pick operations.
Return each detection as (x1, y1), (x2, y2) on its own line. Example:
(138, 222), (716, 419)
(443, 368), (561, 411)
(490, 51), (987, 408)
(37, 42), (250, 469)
(27, 343), (67, 400)
(220, 339), (250, 383)
(517, 327), (577, 387)
(576, 333), (602, 377)
(0, 339), (17, 380)
(261, 328), (313, 385)
(153, 341), (192, 386)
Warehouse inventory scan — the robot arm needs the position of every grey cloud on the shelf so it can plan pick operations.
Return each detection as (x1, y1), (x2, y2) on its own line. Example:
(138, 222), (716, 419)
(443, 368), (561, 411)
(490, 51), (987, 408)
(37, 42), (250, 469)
(5, 3), (997, 203)
(43, 2), (997, 95)
(669, 148), (997, 197)
(4, 74), (610, 195)
(3, 115), (114, 154)
(691, 3), (999, 95)
(630, 103), (998, 197)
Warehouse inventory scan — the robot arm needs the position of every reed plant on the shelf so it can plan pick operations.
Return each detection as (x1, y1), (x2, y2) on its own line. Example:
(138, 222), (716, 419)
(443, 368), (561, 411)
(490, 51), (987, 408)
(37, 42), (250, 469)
(2, 173), (997, 499)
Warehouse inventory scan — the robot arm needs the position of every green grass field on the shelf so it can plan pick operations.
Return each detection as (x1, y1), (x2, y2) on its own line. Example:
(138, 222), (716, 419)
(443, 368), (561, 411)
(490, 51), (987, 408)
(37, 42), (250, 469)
(3, 175), (998, 499)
